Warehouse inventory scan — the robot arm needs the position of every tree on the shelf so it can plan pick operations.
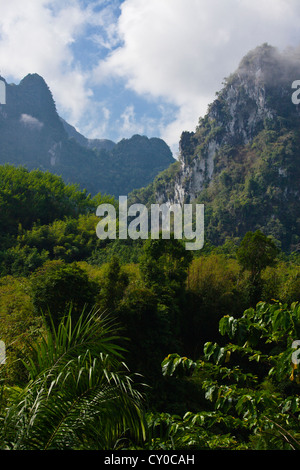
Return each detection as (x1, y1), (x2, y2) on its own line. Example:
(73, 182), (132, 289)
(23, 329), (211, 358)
(160, 301), (300, 450)
(0, 275), (44, 385)
(236, 230), (279, 304)
(30, 260), (98, 325)
(237, 230), (279, 277)
(0, 165), (94, 241)
(139, 237), (192, 296)
(97, 256), (129, 313)
(139, 237), (193, 348)
(184, 254), (244, 357)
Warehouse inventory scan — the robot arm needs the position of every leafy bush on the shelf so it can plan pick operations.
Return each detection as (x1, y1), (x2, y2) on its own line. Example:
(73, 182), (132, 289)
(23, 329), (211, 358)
(161, 301), (300, 450)
(0, 165), (94, 242)
(0, 309), (146, 450)
(30, 260), (98, 325)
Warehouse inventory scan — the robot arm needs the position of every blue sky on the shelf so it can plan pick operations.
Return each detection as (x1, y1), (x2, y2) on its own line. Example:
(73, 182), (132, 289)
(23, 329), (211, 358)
(1, 0), (300, 156)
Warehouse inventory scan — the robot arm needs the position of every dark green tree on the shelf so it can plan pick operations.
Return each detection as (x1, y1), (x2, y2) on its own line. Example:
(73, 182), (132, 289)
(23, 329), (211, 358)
(139, 237), (193, 363)
(30, 260), (98, 325)
(139, 237), (192, 296)
(161, 301), (300, 450)
(97, 256), (129, 313)
(236, 230), (279, 304)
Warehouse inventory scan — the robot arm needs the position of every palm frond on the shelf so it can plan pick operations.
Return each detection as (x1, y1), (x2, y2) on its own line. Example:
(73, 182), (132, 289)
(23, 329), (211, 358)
(0, 306), (146, 450)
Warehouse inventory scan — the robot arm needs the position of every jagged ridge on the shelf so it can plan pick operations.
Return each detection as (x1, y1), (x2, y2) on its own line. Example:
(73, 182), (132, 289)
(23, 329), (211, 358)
(0, 73), (174, 196)
(130, 44), (300, 251)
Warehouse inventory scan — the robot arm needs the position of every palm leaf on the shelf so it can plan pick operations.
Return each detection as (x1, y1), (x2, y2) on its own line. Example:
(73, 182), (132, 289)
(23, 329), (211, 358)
(0, 307), (146, 450)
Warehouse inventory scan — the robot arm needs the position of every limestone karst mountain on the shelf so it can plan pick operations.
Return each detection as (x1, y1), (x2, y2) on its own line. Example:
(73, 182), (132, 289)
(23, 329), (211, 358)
(130, 44), (300, 252)
(0, 73), (174, 196)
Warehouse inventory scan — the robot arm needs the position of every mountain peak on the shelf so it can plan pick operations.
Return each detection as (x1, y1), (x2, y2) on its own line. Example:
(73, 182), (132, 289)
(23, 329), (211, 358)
(237, 43), (279, 76)
(133, 44), (300, 250)
(204, 44), (300, 150)
(19, 73), (54, 101)
(17, 73), (59, 122)
(237, 43), (300, 83)
(20, 72), (48, 84)
(0, 73), (174, 197)
(176, 44), (300, 173)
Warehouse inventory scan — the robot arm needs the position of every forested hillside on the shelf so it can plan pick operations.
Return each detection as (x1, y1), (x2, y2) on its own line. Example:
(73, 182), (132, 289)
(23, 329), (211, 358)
(0, 163), (299, 450)
(130, 44), (300, 252)
(0, 44), (300, 451)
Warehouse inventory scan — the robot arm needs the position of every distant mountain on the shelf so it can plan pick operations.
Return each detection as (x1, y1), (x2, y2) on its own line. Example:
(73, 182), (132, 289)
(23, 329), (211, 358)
(60, 118), (116, 152)
(0, 73), (174, 196)
(130, 44), (300, 252)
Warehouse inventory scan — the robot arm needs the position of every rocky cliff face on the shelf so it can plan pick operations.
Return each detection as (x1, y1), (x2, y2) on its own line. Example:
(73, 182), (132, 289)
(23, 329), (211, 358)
(155, 44), (300, 206)
(131, 44), (300, 251)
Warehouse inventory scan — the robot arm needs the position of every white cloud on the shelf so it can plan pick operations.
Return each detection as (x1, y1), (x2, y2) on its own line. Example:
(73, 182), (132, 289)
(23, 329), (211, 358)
(80, 102), (112, 140)
(95, 0), (300, 151)
(119, 105), (139, 134)
(0, 0), (94, 123)
(20, 114), (44, 130)
(88, 1), (122, 52)
(115, 104), (158, 141)
(1, 0), (300, 154)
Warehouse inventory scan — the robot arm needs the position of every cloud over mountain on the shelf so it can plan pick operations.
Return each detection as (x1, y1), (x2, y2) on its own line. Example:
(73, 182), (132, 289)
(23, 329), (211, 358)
(96, 0), (300, 150)
(20, 114), (44, 130)
(1, 0), (300, 152)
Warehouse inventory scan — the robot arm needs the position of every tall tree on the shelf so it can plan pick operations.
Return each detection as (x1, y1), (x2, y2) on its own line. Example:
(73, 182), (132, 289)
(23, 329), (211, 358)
(236, 230), (279, 304)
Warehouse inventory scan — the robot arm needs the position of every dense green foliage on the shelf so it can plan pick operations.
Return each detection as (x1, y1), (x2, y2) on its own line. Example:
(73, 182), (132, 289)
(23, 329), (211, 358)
(129, 45), (300, 253)
(159, 300), (300, 450)
(0, 163), (299, 450)
(0, 165), (94, 245)
(195, 125), (300, 252)
(30, 260), (99, 325)
(0, 308), (146, 450)
(1, 44), (300, 450)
